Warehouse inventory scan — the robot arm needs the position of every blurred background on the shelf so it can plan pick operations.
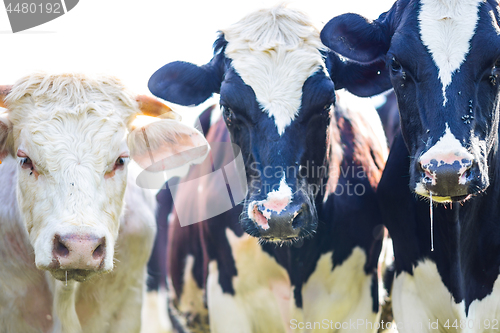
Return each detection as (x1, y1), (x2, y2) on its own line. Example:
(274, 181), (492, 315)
(0, 0), (395, 121)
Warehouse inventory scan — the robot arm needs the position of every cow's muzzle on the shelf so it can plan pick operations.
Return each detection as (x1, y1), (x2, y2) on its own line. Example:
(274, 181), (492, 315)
(47, 233), (107, 282)
(416, 155), (479, 202)
(243, 191), (317, 241)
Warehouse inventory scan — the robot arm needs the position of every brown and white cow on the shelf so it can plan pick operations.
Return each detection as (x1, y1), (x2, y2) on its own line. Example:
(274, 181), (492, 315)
(0, 73), (208, 333)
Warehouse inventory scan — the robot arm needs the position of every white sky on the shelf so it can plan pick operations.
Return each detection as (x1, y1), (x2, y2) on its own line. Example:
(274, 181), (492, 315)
(0, 0), (394, 119)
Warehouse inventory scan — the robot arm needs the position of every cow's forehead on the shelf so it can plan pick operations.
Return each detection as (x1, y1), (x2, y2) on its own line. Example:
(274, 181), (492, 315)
(6, 73), (135, 171)
(6, 73), (138, 127)
(418, 0), (484, 106)
(18, 113), (127, 176)
(221, 6), (326, 136)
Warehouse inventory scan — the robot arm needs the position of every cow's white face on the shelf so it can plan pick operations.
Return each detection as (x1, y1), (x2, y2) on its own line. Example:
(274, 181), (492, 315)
(0, 73), (209, 282)
(15, 112), (129, 281)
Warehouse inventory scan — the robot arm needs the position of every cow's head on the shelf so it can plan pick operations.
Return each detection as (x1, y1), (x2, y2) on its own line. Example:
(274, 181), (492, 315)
(321, 0), (500, 203)
(0, 73), (208, 281)
(148, 5), (386, 241)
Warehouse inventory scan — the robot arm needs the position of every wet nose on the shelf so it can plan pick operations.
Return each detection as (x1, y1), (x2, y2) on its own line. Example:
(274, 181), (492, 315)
(419, 157), (473, 183)
(419, 151), (474, 197)
(250, 200), (315, 240)
(52, 234), (106, 270)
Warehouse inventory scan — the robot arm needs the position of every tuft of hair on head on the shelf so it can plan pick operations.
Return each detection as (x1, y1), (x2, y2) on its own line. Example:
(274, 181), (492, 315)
(220, 4), (327, 135)
(5, 72), (140, 128)
(221, 3), (325, 53)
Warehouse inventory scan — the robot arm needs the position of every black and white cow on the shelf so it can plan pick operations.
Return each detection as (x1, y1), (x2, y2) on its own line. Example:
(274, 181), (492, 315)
(321, 0), (500, 331)
(148, 5), (391, 333)
(375, 91), (399, 148)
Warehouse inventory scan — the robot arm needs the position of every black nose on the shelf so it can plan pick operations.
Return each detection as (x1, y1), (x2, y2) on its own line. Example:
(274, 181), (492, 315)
(250, 201), (316, 240)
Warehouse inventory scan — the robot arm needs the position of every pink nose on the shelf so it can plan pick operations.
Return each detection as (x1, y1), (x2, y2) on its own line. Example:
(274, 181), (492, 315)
(52, 234), (106, 270)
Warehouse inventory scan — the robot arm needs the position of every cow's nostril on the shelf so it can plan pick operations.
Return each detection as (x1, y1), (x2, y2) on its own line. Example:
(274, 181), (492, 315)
(92, 241), (105, 259)
(464, 168), (472, 179)
(291, 210), (303, 230)
(52, 234), (106, 267)
(54, 235), (69, 257)
(423, 169), (434, 183)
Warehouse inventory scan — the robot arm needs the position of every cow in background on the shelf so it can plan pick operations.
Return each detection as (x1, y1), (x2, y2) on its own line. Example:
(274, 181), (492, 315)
(0, 73), (208, 333)
(375, 91), (399, 148)
(321, 0), (500, 331)
(148, 5), (391, 333)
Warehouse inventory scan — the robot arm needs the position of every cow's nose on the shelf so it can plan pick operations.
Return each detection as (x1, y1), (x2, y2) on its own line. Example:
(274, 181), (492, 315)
(251, 201), (314, 240)
(419, 154), (474, 197)
(53, 234), (106, 270)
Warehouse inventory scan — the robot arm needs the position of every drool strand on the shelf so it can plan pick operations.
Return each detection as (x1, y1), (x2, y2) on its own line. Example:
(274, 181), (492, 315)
(430, 192), (434, 252)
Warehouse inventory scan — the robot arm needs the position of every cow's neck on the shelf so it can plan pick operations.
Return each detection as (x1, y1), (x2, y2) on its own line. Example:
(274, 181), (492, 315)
(432, 142), (500, 312)
(51, 280), (82, 333)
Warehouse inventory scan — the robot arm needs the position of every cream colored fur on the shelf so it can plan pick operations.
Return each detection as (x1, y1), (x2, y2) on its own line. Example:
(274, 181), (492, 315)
(222, 5), (326, 135)
(207, 230), (380, 333)
(0, 157), (157, 333)
(128, 118), (209, 172)
(0, 72), (201, 332)
(391, 259), (500, 333)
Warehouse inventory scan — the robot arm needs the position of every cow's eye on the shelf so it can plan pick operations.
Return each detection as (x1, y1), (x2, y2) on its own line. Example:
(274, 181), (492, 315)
(114, 156), (128, 170)
(222, 106), (235, 125)
(20, 157), (33, 170)
(17, 151), (34, 171)
(223, 106), (233, 118)
(320, 104), (331, 117)
(493, 58), (500, 74)
(390, 57), (402, 73)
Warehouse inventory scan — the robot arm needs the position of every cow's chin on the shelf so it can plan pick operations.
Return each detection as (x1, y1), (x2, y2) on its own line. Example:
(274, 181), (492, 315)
(49, 269), (104, 282)
(414, 182), (474, 203)
(258, 236), (303, 246)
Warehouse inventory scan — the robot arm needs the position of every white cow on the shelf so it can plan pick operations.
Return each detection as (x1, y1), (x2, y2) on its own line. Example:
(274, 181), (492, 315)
(0, 73), (208, 333)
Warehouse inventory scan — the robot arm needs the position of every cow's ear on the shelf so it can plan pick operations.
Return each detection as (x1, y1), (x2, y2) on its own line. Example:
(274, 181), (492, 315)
(321, 11), (395, 97)
(321, 13), (391, 63)
(326, 52), (392, 97)
(0, 110), (12, 162)
(128, 116), (210, 172)
(148, 52), (225, 106)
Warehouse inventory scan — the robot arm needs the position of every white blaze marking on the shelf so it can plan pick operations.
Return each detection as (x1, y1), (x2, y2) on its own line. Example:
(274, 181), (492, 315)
(248, 176), (293, 229)
(265, 176), (293, 212)
(419, 123), (473, 168)
(419, 0), (482, 105)
(222, 6), (326, 135)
